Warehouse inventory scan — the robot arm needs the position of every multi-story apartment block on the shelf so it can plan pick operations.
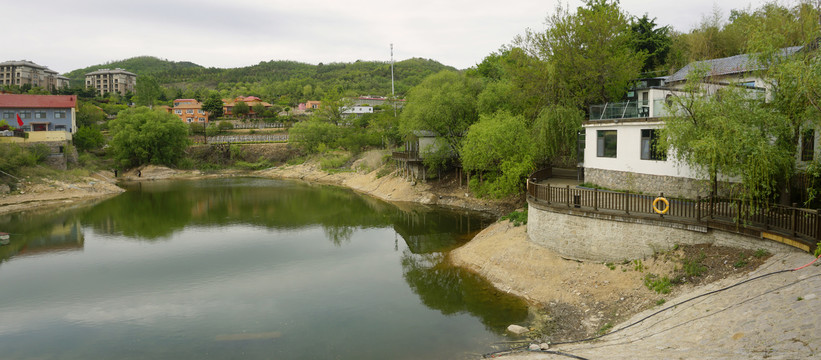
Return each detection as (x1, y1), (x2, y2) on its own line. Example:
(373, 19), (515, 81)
(85, 68), (137, 96)
(172, 99), (209, 123)
(0, 60), (70, 91)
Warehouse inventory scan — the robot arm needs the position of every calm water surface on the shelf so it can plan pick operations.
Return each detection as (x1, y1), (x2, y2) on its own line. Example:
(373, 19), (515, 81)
(0, 178), (527, 359)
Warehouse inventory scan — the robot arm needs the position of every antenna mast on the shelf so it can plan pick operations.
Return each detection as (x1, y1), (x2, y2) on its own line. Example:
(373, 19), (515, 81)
(390, 44), (395, 97)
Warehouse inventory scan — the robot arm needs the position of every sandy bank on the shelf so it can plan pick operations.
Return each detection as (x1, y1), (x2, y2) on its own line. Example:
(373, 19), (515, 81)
(0, 171), (125, 215)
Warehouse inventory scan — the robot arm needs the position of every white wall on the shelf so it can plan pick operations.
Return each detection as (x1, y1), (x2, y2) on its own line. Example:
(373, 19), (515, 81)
(583, 120), (703, 179)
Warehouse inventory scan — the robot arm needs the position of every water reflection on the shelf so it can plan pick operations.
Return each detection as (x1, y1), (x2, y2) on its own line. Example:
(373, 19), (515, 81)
(0, 178), (528, 358)
(0, 208), (85, 264)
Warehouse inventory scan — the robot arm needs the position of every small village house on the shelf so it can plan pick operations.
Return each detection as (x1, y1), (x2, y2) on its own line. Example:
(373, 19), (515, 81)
(171, 99), (208, 123)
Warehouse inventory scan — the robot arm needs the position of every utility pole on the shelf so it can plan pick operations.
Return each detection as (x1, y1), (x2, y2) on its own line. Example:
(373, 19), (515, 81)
(391, 44), (397, 117)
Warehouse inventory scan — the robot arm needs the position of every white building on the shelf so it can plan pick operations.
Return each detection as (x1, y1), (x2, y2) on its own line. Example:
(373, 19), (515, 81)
(580, 47), (804, 198)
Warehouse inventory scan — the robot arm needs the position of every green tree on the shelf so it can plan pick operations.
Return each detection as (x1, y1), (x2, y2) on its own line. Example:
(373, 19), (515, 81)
(461, 111), (535, 197)
(660, 69), (794, 202)
(73, 126), (105, 152)
(134, 75), (163, 107)
(288, 118), (340, 154)
(233, 101), (250, 119)
(76, 101), (106, 128)
(521, 0), (646, 109)
(629, 14), (672, 73)
(252, 103), (266, 118)
(532, 105), (585, 165)
(202, 93), (224, 118)
(109, 107), (191, 167)
(399, 71), (482, 158)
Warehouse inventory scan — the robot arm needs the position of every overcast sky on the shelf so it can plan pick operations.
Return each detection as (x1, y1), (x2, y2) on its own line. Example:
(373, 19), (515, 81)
(9, 0), (775, 74)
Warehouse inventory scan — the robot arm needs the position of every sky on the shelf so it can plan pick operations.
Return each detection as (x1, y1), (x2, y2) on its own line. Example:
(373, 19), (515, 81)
(9, 0), (776, 74)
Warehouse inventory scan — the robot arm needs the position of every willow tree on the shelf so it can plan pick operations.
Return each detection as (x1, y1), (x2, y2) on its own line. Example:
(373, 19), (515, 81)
(660, 69), (794, 202)
(399, 71), (482, 160)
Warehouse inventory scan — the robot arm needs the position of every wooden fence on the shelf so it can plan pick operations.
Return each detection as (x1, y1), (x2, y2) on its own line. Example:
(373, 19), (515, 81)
(527, 175), (818, 251)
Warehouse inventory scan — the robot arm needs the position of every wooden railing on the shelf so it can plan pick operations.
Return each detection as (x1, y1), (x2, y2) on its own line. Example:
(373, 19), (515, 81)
(527, 172), (818, 251)
(392, 151), (420, 161)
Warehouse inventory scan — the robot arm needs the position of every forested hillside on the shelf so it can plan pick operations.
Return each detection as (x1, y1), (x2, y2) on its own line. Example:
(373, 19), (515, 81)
(63, 56), (455, 103)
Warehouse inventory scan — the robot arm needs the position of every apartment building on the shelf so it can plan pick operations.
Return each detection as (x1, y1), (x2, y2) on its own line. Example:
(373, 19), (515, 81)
(0, 60), (70, 91)
(85, 68), (137, 96)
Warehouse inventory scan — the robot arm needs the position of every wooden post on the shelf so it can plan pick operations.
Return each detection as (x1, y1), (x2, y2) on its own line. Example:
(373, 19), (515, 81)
(815, 209), (820, 242)
(792, 203), (798, 237)
(566, 185), (570, 208)
(546, 183), (551, 205)
(696, 196), (701, 223)
(594, 188), (598, 211)
(625, 190), (630, 215)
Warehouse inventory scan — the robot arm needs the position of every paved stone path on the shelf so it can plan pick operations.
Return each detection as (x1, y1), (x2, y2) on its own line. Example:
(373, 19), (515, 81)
(495, 252), (821, 360)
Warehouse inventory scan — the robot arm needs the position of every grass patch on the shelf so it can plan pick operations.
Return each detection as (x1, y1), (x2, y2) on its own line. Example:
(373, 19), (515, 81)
(501, 206), (528, 226)
(733, 253), (749, 268)
(605, 262), (616, 270)
(234, 159), (273, 170)
(319, 152), (351, 170)
(655, 299), (666, 306)
(644, 274), (672, 294)
(596, 322), (614, 336)
(682, 253), (707, 277)
(375, 165), (394, 179)
(286, 155), (308, 166)
(753, 249), (770, 258)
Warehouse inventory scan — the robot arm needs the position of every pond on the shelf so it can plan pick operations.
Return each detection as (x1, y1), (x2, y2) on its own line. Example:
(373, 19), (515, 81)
(0, 178), (527, 359)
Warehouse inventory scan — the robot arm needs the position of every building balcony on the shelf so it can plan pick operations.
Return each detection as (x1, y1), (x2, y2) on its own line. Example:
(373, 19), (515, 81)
(588, 100), (670, 121)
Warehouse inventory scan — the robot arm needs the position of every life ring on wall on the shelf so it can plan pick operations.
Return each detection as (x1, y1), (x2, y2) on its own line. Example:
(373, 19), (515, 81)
(652, 197), (670, 214)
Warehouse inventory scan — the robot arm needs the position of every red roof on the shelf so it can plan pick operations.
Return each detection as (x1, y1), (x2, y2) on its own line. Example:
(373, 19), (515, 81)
(0, 94), (77, 108)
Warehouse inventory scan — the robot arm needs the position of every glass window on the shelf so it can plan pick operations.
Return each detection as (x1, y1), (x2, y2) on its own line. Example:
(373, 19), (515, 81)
(20, 111), (31, 119)
(35, 111), (47, 119)
(641, 129), (666, 161)
(2, 111), (13, 119)
(802, 129), (814, 161)
(54, 110), (67, 119)
(596, 130), (617, 158)
(186, 109), (194, 114)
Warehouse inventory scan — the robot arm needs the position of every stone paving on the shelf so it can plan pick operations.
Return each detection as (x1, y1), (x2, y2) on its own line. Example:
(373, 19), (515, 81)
(494, 252), (821, 360)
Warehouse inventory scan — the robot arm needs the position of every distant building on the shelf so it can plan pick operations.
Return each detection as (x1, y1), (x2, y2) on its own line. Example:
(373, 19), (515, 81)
(85, 68), (136, 96)
(0, 94), (79, 169)
(0, 60), (70, 91)
(171, 99), (208, 123)
(303, 101), (321, 110)
(348, 96), (405, 108)
(223, 96), (272, 118)
(341, 105), (373, 117)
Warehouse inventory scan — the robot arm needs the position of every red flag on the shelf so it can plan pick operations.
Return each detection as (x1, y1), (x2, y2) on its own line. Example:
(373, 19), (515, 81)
(16, 113), (23, 127)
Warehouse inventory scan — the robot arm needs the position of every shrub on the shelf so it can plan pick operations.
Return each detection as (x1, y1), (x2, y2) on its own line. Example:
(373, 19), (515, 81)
(319, 152), (351, 170)
(644, 274), (672, 294)
(218, 121), (234, 131)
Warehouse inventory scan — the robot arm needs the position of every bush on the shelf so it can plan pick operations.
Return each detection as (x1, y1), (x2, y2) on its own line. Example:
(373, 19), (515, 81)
(74, 126), (105, 152)
(644, 274), (672, 294)
(319, 152), (351, 170)
(218, 121), (233, 131)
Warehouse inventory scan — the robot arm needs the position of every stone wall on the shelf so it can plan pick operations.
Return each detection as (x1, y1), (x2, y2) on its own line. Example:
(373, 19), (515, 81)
(19, 141), (75, 170)
(584, 167), (711, 198)
(527, 200), (800, 262)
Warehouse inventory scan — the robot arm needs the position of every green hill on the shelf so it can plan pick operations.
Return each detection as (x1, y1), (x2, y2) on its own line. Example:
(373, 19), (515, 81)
(64, 56), (203, 84)
(64, 56), (456, 102)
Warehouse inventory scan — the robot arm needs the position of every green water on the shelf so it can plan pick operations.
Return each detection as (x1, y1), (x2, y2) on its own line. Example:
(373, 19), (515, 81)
(0, 178), (527, 359)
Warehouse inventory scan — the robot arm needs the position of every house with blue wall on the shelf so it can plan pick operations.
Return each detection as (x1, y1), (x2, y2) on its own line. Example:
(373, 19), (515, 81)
(0, 94), (77, 142)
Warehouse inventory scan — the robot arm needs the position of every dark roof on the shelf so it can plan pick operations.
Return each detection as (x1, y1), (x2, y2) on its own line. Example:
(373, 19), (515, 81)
(667, 46), (802, 83)
(0, 94), (77, 108)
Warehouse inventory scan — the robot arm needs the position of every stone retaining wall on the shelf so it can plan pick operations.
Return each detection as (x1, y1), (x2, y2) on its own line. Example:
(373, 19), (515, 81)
(584, 167), (708, 198)
(527, 200), (800, 262)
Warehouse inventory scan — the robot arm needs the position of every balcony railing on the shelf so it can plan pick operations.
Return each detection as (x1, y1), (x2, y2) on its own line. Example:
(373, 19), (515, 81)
(589, 101), (652, 120)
